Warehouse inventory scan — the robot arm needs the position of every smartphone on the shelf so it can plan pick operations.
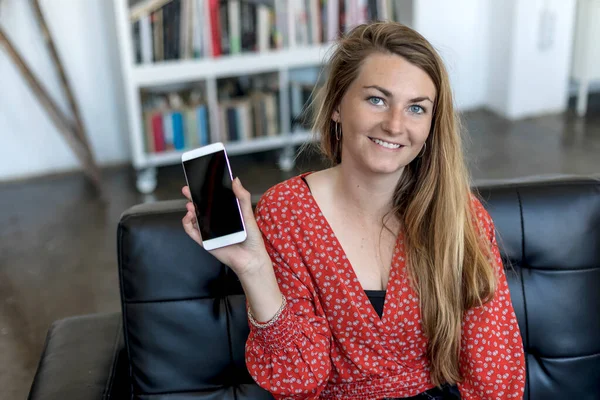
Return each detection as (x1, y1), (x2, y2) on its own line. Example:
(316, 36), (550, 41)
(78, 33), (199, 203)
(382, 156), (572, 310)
(181, 142), (247, 250)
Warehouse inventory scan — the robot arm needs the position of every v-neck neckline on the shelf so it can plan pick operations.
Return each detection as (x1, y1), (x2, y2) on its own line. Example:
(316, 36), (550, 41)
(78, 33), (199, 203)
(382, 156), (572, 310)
(298, 172), (403, 327)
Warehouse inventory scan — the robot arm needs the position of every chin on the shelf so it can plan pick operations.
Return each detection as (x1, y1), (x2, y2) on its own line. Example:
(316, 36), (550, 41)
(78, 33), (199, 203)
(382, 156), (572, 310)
(365, 161), (406, 176)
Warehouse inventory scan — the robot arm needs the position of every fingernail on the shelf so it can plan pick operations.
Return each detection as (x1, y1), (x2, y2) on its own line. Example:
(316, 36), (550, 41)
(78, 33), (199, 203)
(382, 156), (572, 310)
(234, 177), (240, 184)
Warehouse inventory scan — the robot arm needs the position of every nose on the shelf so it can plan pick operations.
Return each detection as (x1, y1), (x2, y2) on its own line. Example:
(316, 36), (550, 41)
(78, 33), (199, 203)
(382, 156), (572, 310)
(381, 107), (404, 135)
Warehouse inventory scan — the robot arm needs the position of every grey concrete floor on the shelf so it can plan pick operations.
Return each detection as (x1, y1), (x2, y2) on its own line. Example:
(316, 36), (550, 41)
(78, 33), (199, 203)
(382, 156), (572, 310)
(1, 103), (599, 398)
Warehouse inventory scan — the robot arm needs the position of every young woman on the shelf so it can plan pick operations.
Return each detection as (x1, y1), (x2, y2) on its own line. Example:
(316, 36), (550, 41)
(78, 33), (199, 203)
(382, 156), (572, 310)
(182, 22), (525, 400)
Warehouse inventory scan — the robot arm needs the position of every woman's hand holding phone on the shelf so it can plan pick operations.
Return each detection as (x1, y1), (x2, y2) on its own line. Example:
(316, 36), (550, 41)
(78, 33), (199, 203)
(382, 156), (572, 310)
(181, 178), (271, 278)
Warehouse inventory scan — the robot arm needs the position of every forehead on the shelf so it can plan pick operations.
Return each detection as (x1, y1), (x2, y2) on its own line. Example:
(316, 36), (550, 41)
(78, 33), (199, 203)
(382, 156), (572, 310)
(353, 52), (437, 100)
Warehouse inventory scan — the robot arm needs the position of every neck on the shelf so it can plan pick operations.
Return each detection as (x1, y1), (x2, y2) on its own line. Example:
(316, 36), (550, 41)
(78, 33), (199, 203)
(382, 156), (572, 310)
(332, 163), (402, 224)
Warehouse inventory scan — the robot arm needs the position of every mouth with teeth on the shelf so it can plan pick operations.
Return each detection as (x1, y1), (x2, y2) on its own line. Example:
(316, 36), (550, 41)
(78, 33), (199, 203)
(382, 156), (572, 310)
(369, 137), (404, 150)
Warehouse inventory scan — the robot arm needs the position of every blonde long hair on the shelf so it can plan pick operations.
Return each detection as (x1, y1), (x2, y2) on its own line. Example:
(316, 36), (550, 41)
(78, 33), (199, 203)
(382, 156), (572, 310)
(309, 22), (497, 386)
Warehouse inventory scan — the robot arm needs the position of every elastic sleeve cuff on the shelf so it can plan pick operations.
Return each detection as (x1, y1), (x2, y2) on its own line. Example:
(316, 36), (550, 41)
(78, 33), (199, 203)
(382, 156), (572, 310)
(249, 304), (300, 351)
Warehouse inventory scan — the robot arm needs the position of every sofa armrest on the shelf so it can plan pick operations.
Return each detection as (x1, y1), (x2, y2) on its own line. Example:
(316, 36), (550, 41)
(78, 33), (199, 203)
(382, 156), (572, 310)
(27, 311), (129, 400)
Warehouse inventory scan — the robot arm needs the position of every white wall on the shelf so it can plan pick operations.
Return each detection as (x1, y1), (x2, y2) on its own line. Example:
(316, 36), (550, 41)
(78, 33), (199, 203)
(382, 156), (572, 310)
(0, 0), (129, 182)
(413, 0), (491, 112)
(415, 0), (576, 120)
(486, 0), (517, 116)
(506, 0), (576, 119)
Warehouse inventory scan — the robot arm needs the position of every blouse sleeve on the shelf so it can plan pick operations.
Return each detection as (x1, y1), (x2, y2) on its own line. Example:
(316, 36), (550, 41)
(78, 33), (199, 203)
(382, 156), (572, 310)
(245, 193), (332, 399)
(457, 197), (526, 399)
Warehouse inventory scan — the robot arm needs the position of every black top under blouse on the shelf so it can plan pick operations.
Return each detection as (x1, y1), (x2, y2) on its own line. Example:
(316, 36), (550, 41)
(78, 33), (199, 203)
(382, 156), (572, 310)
(365, 290), (386, 318)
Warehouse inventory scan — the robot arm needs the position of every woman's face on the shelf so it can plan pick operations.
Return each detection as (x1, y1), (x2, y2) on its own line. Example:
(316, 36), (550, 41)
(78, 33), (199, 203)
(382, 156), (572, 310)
(333, 52), (436, 176)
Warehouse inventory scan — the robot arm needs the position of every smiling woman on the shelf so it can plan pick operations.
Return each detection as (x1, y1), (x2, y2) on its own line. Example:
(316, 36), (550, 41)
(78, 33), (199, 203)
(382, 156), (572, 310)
(181, 21), (525, 400)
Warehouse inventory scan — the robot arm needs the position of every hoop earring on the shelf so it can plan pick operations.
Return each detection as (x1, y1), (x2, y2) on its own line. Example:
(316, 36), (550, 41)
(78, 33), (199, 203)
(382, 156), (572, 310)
(418, 142), (427, 158)
(335, 122), (341, 141)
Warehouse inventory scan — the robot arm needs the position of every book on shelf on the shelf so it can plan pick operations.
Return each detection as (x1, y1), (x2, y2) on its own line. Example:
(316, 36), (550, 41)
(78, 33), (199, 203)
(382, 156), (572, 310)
(217, 91), (279, 143)
(140, 81), (283, 153)
(142, 90), (210, 153)
(130, 0), (404, 64)
(215, 73), (280, 143)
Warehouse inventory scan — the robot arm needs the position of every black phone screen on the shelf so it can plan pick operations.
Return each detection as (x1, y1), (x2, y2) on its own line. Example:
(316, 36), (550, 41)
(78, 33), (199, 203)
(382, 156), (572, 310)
(183, 150), (244, 240)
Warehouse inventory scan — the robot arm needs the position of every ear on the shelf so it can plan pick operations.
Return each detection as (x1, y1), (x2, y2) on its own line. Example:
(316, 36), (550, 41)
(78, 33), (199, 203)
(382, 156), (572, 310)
(331, 107), (340, 123)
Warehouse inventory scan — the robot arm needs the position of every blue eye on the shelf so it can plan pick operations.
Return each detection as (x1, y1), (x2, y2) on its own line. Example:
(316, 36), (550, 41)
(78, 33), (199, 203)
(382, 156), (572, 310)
(409, 105), (425, 114)
(368, 96), (384, 106)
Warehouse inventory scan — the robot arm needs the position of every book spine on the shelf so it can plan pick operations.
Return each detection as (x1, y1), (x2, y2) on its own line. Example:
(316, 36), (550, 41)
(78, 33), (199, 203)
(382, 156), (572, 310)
(133, 20), (142, 64)
(274, 0), (286, 49)
(257, 5), (270, 52)
(151, 113), (166, 152)
(219, 1), (230, 55)
(218, 106), (228, 142)
(229, 0), (241, 54)
(378, 0), (388, 20)
(143, 111), (155, 152)
(265, 94), (277, 136)
(163, 111), (174, 150)
(172, 111), (185, 149)
(162, 1), (171, 60)
(327, 0), (339, 41)
(226, 106), (238, 141)
(197, 105), (209, 145)
(191, 0), (203, 58)
(309, 0), (319, 45)
(241, 2), (256, 52)
(235, 105), (245, 141)
(209, 0), (222, 56)
(288, 0), (297, 48)
(242, 101), (252, 140)
(172, 0), (181, 59)
(139, 14), (154, 63)
(356, 0), (367, 25)
(297, 0), (308, 45)
(184, 108), (199, 148)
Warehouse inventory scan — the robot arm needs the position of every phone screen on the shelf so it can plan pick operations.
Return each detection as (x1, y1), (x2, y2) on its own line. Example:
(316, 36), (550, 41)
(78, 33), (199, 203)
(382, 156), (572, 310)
(183, 150), (244, 241)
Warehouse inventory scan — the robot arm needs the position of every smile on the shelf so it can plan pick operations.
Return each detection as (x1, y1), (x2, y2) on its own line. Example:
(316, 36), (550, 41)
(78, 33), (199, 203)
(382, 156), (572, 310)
(369, 137), (404, 149)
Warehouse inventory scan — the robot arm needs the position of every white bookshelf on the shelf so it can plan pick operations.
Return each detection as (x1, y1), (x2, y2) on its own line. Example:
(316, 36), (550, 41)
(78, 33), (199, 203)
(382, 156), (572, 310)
(132, 44), (332, 86)
(113, 0), (412, 193)
(112, 0), (332, 193)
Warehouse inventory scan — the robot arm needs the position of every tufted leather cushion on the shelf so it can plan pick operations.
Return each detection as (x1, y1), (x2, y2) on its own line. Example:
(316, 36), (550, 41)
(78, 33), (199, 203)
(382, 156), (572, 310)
(118, 200), (273, 400)
(477, 178), (600, 400)
(117, 178), (600, 400)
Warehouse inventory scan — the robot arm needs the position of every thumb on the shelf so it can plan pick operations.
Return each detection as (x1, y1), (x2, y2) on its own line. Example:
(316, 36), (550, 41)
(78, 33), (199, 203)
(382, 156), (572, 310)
(232, 177), (254, 220)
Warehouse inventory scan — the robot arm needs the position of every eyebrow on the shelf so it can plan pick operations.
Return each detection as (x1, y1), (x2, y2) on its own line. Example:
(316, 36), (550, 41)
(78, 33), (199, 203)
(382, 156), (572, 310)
(363, 85), (434, 104)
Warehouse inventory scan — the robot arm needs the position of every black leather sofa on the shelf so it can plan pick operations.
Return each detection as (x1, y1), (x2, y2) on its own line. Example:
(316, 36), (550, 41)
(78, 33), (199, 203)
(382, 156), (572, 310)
(27, 177), (600, 400)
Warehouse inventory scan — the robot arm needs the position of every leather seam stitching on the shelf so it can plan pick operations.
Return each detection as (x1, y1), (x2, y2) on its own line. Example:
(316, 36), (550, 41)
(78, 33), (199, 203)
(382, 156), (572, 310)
(103, 317), (122, 399)
(517, 188), (530, 400)
(124, 294), (244, 305)
(224, 295), (238, 400)
(534, 352), (600, 360)
(118, 223), (136, 399)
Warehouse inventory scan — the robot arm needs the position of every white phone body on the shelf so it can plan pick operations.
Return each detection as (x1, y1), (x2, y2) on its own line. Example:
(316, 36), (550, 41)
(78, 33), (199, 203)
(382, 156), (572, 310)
(181, 142), (247, 250)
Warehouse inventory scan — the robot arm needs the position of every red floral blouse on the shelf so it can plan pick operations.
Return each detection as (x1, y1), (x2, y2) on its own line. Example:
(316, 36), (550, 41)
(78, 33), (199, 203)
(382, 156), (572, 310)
(246, 173), (526, 400)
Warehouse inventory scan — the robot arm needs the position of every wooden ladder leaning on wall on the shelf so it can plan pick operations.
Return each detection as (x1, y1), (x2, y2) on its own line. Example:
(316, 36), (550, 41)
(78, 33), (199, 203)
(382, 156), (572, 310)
(0, 0), (105, 199)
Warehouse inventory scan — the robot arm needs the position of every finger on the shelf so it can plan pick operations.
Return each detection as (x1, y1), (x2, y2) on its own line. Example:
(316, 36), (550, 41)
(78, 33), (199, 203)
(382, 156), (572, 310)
(186, 201), (195, 213)
(181, 210), (197, 233)
(182, 211), (203, 246)
(182, 186), (192, 201)
(232, 178), (254, 221)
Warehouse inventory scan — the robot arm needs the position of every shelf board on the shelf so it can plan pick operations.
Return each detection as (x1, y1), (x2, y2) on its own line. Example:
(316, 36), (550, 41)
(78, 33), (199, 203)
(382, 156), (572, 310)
(132, 44), (333, 87)
(145, 131), (316, 166)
